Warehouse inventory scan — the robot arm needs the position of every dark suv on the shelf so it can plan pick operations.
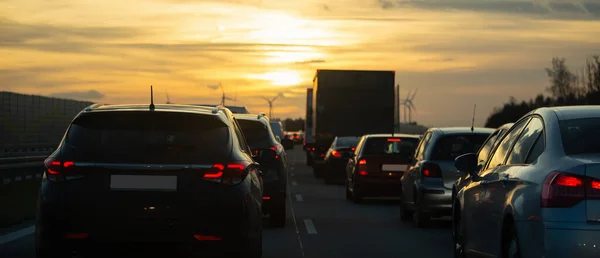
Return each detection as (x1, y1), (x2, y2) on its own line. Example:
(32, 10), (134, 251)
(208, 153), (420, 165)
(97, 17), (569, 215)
(35, 104), (265, 258)
(236, 113), (288, 228)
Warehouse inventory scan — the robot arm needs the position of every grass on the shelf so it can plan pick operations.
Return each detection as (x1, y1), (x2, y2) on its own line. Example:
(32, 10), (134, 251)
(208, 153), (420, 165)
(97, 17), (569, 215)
(0, 179), (40, 228)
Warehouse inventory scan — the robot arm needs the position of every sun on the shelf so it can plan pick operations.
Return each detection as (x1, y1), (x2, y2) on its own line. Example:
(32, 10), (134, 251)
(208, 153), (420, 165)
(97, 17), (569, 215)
(251, 71), (302, 87)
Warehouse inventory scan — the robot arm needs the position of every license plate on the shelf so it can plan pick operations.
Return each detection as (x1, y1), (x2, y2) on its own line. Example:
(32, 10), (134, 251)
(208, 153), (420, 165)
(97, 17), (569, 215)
(110, 175), (177, 191)
(382, 164), (407, 172)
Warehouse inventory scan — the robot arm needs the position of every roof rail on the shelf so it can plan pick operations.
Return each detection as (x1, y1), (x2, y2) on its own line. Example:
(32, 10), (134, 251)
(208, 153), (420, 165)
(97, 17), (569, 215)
(84, 103), (104, 112)
(257, 112), (266, 119)
(212, 105), (225, 114)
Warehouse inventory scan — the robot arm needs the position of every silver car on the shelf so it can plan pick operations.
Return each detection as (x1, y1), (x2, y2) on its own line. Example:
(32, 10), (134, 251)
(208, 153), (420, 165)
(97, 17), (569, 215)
(400, 127), (494, 228)
(453, 106), (600, 258)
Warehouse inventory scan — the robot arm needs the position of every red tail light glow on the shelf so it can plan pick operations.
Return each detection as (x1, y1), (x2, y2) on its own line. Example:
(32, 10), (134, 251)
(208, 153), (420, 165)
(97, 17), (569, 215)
(204, 163), (249, 185)
(263, 196), (271, 200)
(422, 163), (442, 178)
(387, 138), (401, 142)
(44, 158), (75, 180)
(542, 172), (600, 208)
(331, 150), (341, 157)
(194, 235), (221, 241)
(65, 233), (88, 239)
(359, 171), (368, 176)
(358, 159), (367, 165)
(358, 159), (368, 176)
(271, 145), (282, 152)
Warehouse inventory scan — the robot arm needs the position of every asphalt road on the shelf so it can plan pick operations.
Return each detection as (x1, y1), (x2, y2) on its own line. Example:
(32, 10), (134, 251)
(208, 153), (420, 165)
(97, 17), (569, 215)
(0, 148), (453, 258)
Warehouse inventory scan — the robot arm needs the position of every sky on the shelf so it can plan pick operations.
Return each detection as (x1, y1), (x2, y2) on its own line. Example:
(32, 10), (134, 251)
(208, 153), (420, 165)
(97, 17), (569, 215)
(1, 0), (600, 127)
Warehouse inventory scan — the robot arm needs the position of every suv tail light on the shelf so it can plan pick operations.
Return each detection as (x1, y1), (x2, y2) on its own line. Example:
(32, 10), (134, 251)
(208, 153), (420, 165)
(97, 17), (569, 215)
(542, 172), (600, 208)
(44, 157), (74, 182)
(422, 163), (442, 178)
(271, 145), (282, 152)
(204, 162), (250, 185)
(358, 159), (368, 176)
(331, 150), (341, 157)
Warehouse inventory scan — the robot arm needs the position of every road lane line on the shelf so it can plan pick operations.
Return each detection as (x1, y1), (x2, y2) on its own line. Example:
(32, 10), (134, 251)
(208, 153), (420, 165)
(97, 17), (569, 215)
(291, 167), (295, 171)
(35, 174), (42, 178)
(15, 176), (22, 182)
(0, 225), (35, 245)
(292, 181), (298, 186)
(291, 172), (295, 177)
(303, 219), (318, 235)
(295, 194), (303, 202)
(26, 175), (32, 180)
(286, 156), (305, 257)
(2, 178), (10, 184)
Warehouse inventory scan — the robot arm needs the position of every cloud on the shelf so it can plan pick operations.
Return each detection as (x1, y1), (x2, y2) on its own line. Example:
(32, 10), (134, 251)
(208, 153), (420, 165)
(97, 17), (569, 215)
(294, 59), (326, 64)
(388, 0), (600, 19)
(419, 57), (455, 62)
(0, 18), (144, 44)
(207, 84), (220, 90)
(50, 90), (106, 100)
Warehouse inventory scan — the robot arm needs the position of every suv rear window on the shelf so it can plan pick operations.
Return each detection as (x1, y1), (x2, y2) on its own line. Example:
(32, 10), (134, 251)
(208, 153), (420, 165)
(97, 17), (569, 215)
(363, 137), (419, 156)
(62, 112), (231, 164)
(431, 134), (490, 161)
(560, 118), (600, 155)
(270, 122), (283, 138)
(238, 119), (273, 148)
(334, 137), (359, 148)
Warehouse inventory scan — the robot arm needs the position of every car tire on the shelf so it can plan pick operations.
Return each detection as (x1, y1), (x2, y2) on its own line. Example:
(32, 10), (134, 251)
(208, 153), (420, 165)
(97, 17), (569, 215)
(400, 202), (413, 221)
(453, 205), (466, 258)
(345, 181), (352, 200)
(501, 223), (520, 258)
(352, 184), (363, 204)
(413, 192), (430, 228)
(269, 200), (286, 228)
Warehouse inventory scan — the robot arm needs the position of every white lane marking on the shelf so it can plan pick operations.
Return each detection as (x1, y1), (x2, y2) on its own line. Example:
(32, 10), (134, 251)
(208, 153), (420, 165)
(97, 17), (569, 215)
(292, 181), (298, 186)
(15, 176), (22, 182)
(295, 194), (303, 202)
(303, 219), (318, 235)
(2, 178), (10, 184)
(25, 175), (32, 180)
(0, 225), (35, 245)
(291, 173), (295, 177)
(286, 155), (305, 257)
(35, 174), (42, 178)
(291, 167), (295, 171)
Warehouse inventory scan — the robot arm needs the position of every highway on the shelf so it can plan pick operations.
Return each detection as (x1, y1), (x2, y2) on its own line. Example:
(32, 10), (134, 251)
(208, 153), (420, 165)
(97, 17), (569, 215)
(0, 148), (452, 258)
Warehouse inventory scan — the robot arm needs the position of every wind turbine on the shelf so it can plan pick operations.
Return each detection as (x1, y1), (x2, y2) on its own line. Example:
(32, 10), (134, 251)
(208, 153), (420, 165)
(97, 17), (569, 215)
(165, 91), (172, 104)
(262, 94), (281, 119)
(210, 83), (236, 106)
(401, 89), (418, 123)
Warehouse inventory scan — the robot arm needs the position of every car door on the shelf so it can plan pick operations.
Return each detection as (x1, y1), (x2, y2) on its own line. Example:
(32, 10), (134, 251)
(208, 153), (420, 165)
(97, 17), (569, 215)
(402, 131), (434, 206)
(484, 116), (544, 255)
(463, 117), (531, 255)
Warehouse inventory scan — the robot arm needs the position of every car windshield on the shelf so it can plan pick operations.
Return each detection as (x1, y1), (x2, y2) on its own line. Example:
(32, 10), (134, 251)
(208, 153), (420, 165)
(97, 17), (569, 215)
(62, 112), (230, 164)
(431, 134), (490, 161)
(560, 118), (600, 155)
(334, 137), (359, 149)
(363, 137), (420, 156)
(238, 119), (273, 148)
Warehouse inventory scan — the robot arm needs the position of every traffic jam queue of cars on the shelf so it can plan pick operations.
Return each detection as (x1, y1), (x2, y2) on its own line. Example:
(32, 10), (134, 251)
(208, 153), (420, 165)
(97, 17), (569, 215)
(304, 106), (600, 258)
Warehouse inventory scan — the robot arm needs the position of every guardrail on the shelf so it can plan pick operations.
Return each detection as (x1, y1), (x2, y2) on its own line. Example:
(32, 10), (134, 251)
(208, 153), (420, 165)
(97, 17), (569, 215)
(1, 144), (56, 158)
(0, 156), (47, 185)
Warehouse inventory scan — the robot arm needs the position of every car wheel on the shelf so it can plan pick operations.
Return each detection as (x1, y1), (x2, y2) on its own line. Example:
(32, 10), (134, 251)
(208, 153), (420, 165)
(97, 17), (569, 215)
(413, 192), (430, 228)
(345, 181), (352, 200)
(400, 201), (413, 221)
(501, 224), (520, 258)
(453, 206), (466, 258)
(352, 184), (363, 204)
(269, 199), (286, 228)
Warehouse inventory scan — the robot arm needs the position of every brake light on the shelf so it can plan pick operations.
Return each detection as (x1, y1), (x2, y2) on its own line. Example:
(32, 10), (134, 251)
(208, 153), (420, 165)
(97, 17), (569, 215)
(44, 158), (74, 181)
(271, 145), (282, 152)
(204, 163), (249, 185)
(387, 138), (401, 142)
(358, 159), (368, 176)
(331, 150), (341, 157)
(65, 233), (88, 239)
(194, 235), (221, 241)
(541, 172), (600, 207)
(422, 163), (442, 178)
(351, 147), (355, 151)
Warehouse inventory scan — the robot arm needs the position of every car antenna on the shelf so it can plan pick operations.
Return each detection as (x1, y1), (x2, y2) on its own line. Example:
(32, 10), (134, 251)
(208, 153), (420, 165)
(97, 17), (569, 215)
(470, 104), (476, 132)
(149, 85), (155, 111)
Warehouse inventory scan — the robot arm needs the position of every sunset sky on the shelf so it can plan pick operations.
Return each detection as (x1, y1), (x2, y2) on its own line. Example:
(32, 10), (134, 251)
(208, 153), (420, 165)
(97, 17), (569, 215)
(1, 0), (600, 126)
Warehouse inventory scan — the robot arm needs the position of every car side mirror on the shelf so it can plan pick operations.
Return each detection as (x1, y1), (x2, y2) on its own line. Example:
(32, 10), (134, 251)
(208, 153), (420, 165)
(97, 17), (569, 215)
(276, 136), (281, 143)
(455, 153), (478, 177)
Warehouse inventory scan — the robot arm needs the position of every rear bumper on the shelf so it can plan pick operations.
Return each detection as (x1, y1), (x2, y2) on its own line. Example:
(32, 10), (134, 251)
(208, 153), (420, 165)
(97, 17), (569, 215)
(419, 187), (452, 215)
(36, 179), (260, 245)
(516, 221), (600, 258)
(324, 159), (347, 178)
(355, 177), (402, 197)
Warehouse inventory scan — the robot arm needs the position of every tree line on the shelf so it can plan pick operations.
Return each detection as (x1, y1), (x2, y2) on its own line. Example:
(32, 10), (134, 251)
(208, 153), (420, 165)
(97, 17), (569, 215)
(485, 55), (600, 128)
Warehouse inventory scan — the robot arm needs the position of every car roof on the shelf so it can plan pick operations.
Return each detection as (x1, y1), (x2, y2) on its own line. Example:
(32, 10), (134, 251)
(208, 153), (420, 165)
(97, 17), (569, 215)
(432, 127), (495, 135)
(235, 113), (269, 122)
(542, 106), (600, 120)
(82, 103), (223, 115)
(365, 133), (421, 139)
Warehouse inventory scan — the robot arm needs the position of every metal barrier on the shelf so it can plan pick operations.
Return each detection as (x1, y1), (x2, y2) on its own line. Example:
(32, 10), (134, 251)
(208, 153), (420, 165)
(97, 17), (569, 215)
(0, 155), (47, 186)
(1, 144), (56, 158)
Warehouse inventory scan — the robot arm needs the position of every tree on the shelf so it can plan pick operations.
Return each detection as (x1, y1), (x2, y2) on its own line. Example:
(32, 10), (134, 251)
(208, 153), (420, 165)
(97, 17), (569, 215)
(545, 57), (579, 102)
